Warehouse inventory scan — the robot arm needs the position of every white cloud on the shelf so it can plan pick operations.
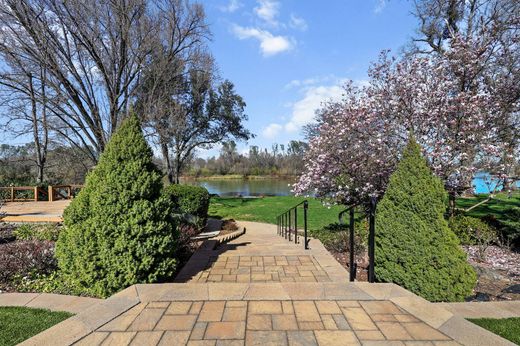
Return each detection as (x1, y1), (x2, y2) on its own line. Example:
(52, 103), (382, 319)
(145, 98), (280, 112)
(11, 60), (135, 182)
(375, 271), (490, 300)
(262, 123), (283, 139)
(231, 24), (293, 56)
(289, 14), (307, 31)
(285, 85), (344, 133)
(374, 0), (387, 14)
(254, 0), (280, 26)
(220, 0), (242, 13)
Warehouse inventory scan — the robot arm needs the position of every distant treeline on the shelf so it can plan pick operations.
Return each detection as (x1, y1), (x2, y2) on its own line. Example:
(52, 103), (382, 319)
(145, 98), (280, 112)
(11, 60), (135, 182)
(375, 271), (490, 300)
(0, 143), (94, 186)
(186, 141), (308, 177)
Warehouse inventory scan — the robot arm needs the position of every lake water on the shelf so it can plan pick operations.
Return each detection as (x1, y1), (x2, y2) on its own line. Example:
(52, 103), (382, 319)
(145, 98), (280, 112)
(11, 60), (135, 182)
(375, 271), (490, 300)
(183, 174), (517, 197)
(182, 178), (296, 196)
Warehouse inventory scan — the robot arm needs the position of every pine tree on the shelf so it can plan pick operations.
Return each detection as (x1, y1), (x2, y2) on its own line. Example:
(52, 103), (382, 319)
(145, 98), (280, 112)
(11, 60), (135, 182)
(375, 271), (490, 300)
(375, 137), (476, 302)
(56, 115), (178, 298)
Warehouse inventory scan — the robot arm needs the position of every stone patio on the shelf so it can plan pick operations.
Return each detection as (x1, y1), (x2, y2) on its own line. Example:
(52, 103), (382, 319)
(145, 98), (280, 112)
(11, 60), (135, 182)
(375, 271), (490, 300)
(17, 221), (517, 346)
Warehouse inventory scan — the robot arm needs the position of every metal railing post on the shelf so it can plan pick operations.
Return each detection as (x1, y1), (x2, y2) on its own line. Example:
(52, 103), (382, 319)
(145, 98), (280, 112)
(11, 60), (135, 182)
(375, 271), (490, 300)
(284, 213), (288, 239)
(368, 197), (377, 283)
(349, 207), (356, 282)
(304, 201), (309, 249)
(288, 209), (292, 241)
(294, 207), (298, 244)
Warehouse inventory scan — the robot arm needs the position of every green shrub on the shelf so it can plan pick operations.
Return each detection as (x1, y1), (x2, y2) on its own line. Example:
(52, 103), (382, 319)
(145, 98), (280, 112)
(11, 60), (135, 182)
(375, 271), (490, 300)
(14, 224), (60, 242)
(449, 215), (497, 245)
(497, 206), (520, 246)
(163, 184), (210, 229)
(56, 115), (179, 298)
(375, 137), (476, 302)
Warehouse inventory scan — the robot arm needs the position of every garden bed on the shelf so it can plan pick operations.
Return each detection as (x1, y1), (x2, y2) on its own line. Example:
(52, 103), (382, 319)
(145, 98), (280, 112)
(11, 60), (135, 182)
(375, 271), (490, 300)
(464, 245), (520, 301)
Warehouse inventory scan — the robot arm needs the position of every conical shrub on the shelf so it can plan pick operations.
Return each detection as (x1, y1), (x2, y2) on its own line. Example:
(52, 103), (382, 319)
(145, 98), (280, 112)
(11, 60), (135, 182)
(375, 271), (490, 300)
(375, 137), (476, 302)
(56, 115), (178, 298)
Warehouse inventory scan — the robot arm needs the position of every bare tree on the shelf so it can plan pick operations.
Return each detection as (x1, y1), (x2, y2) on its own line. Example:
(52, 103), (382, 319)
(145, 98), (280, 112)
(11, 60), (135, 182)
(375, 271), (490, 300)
(0, 0), (203, 161)
(0, 53), (49, 183)
(137, 52), (252, 183)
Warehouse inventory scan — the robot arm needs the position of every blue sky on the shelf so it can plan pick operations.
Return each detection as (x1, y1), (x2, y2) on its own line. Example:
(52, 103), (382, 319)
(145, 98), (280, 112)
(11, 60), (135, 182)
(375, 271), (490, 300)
(202, 0), (418, 157)
(1, 0), (419, 158)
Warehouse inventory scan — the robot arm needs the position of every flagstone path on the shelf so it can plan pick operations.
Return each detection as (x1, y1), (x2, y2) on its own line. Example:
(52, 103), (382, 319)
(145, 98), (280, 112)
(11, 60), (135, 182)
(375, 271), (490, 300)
(19, 221), (516, 346)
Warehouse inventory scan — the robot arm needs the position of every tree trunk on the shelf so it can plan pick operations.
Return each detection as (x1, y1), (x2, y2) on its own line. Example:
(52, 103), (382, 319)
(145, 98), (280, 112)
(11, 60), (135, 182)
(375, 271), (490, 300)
(160, 141), (174, 184)
(448, 191), (456, 217)
(174, 153), (182, 184)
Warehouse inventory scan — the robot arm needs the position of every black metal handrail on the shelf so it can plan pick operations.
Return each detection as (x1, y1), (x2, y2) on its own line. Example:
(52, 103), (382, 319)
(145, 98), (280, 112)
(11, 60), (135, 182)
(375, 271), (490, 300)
(338, 196), (377, 283)
(339, 206), (357, 282)
(276, 200), (309, 249)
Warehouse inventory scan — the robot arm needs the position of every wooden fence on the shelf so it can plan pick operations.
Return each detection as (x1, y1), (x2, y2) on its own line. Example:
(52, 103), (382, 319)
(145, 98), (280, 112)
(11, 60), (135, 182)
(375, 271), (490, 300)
(0, 185), (83, 202)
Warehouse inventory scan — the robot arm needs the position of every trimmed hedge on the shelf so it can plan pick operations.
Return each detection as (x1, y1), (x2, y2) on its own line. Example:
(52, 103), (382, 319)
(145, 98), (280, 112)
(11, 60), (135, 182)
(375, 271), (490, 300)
(375, 137), (476, 302)
(56, 115), (179, 298)
(163, 184), (210, 229)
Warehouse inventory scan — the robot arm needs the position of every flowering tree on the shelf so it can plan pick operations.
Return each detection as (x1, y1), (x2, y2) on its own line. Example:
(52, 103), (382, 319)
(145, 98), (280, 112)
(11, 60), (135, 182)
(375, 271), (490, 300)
(294, 37), (515, 207)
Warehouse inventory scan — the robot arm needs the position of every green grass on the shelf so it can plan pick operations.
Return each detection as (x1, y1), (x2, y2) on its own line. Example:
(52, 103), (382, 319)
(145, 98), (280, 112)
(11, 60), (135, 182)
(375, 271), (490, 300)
(209, 196), (344, 230)
(456, 192), (519, 221)
(468, 317), (520, 345)
(0, 307), (73, 346)
(209, 193), (520, 231)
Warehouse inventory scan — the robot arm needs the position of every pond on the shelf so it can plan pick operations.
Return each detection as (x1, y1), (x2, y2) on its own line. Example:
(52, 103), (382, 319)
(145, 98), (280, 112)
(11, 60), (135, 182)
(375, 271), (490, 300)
(182, 174), (518, 197)
(182, 178), (296, 196)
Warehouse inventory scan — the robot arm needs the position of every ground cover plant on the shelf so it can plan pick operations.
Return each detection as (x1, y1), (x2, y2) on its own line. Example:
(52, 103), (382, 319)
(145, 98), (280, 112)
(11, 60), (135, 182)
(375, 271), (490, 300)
(56, 115), (180, 298)
(468, 317), (520, 345)
(0, 307), (72, 346)
(375, 138), (476, 302)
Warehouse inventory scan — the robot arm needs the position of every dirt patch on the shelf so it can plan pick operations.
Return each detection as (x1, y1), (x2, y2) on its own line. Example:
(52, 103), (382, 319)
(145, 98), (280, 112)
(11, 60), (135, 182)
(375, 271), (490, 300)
(326, 244), (520, 301)
(464, 245), (520, 301)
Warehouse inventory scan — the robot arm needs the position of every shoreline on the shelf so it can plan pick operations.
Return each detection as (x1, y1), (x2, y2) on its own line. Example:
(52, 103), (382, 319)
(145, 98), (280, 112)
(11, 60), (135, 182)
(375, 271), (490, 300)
(181, 174), (298, 181)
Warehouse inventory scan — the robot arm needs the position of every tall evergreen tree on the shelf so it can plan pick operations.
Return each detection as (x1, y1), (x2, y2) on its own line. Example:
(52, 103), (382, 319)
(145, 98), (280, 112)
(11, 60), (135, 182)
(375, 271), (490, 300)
(56, 115), (178, 298)
(375, 137), (476, 302)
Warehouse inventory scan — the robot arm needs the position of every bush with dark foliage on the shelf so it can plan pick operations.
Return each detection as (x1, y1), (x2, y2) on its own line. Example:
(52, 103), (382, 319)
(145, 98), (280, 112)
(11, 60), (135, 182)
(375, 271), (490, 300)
(0, 241), (56, 286)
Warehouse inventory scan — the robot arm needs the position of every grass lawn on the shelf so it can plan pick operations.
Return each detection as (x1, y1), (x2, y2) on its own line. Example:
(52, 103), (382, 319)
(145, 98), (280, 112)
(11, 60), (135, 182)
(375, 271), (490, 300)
(0, 307), (73, 346)
(456, 192), (519, 221)
(209, 196), (344, 230)
(468, 317), (520, 345)
(209, 193), (520, 231)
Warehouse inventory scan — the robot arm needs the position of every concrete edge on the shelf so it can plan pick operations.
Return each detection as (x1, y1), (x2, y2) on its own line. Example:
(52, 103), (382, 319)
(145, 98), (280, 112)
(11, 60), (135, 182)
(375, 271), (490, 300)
(435, 301), (520, 319)
(126, 282), (379, 302)
(353, 283), (515, 346)
(19, 296), (140, 346)
(0, 292), (102, 314)
(439, 315), (516, 346)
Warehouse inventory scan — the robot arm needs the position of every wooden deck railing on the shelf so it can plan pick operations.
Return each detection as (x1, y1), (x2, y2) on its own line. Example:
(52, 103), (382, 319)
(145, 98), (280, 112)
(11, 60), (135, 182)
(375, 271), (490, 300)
(0, 185), (83, 202)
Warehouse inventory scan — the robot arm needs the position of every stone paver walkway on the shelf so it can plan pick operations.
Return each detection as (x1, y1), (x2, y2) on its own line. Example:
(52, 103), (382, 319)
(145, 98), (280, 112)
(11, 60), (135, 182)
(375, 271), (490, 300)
(78, 300), (453, 345)
(19, 221), (517, 346)
(192, 255), (331, 283)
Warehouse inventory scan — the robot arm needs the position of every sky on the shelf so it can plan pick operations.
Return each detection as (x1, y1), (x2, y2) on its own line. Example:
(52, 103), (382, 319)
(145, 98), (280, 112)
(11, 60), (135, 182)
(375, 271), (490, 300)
(0, 0), (420, 158)
(200, 0), (419, 157)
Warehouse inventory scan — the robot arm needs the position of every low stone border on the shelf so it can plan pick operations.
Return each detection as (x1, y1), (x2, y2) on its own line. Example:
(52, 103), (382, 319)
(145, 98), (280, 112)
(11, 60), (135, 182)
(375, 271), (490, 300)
(0, 293), (101, 314)
(213, 227), (246, 245)
(435, 301), (520, 319)
(19, 293), (139, 346)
